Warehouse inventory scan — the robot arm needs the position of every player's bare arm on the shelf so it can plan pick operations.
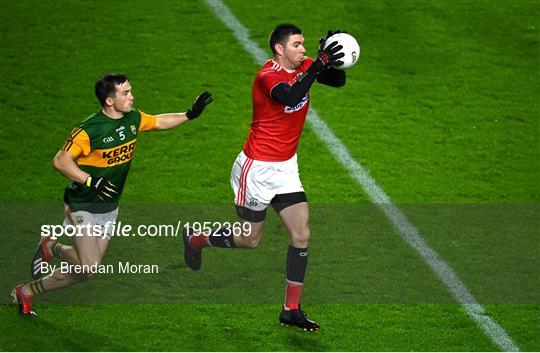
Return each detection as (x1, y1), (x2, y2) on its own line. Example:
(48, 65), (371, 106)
(52, 150), (90, 184)
(52, 150), (117, 201)
(154, 91), (213, 130)
(153, 113), (189, 130)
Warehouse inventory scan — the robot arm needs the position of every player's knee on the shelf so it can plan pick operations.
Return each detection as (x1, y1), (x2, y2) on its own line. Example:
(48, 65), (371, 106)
(78, 265), (97, 281)
(242, 235), (262, 248)
(78, 259), (101, 280)
(78, 271), (94, 281)
(244, 225), (263, 239)
(291, 227), (310, 247)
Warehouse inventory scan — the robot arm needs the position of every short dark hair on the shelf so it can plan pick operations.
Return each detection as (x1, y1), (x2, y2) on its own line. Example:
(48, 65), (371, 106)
(269, 23), (302, 55)
(95, 73), (129, 106)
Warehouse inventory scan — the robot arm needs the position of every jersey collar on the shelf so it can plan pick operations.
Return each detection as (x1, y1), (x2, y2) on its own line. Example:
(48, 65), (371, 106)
(270, 59), (296, 73)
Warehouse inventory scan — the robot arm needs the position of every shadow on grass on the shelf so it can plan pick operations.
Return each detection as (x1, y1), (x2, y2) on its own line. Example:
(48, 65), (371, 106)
(0, 305), (130, 351)
(284, 328), (328, 351)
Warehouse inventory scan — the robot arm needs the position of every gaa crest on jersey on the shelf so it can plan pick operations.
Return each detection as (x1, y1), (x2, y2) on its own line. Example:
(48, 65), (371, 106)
(130, 125), (137, 135)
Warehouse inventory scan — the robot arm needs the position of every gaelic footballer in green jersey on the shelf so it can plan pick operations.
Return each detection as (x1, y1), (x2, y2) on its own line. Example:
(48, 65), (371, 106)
(12, 73), (213, 316)
(61, 109), (157, 213)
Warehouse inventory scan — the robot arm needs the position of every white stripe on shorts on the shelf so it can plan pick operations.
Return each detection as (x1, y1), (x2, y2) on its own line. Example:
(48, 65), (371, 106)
(238, 157), (253, 206)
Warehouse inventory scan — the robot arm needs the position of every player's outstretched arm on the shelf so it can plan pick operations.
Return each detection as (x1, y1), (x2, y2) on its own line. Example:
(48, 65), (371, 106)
(154, 91), (213, 130)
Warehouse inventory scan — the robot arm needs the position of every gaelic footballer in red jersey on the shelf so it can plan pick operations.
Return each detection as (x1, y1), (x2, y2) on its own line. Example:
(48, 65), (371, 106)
(183, 24), (348, 332)
(244, 58), (314, 161)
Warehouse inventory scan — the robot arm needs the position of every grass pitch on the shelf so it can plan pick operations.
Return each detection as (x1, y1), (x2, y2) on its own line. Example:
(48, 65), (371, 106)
(0, 0), (538, 351)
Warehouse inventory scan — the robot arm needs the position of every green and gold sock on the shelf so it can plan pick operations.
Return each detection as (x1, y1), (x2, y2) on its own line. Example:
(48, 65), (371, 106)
(52, 242), (63, 257)
(26, 279), (45, 296)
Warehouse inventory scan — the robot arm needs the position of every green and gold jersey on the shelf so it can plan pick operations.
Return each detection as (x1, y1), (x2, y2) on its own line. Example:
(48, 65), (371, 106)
(62, 109), (157, 213)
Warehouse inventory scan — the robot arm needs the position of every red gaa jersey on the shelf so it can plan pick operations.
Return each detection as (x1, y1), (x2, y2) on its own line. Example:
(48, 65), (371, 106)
(243, 58), (314, 162)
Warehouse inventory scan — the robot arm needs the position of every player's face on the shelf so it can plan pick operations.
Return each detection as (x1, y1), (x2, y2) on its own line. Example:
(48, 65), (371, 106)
(111, 81), (134, 113)
(283, 34), (306, 69)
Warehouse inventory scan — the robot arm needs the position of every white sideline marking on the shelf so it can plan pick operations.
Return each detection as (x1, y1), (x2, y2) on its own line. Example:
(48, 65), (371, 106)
(203, 0), (520, 351)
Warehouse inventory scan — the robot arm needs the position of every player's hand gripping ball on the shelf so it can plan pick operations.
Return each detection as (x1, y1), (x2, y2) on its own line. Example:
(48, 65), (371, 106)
(323, 33), (360, 70)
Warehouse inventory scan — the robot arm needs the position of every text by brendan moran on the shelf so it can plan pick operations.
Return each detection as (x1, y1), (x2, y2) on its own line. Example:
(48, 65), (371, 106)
(40, 262), (159, 275)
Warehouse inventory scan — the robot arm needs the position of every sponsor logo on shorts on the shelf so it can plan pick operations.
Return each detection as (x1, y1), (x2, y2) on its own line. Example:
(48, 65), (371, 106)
(247, 198), (259, 207)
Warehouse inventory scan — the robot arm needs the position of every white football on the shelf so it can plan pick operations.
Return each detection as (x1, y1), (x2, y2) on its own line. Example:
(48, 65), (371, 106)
(324, 33), (360, 70)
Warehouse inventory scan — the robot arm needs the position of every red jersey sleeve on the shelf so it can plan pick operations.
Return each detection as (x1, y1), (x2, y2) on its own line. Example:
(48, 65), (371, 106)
(258, 70), (284, 98)
(258, 58), (316, 97)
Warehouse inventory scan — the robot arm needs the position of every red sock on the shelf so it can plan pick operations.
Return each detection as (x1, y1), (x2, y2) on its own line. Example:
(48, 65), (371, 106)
(189, 233), (210, 249)
(284, 280), (303, 310)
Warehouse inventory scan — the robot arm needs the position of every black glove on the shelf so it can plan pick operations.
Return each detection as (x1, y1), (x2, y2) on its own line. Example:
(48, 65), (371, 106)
(85, 176), (118, 201)
(318, 29), (346, 47)
(186, 91), (213, 120)
(315, 40), (345, 69)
